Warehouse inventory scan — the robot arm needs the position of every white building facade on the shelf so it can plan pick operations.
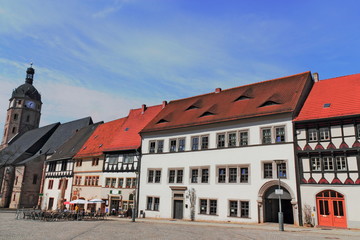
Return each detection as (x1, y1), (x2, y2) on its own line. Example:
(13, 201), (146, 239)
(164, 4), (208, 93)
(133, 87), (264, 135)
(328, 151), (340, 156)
(139, 72), (313, 225)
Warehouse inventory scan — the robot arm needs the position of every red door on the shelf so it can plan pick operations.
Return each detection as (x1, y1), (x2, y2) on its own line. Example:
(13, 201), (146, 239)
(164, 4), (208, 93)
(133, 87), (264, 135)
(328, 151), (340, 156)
(316, 190), (347, 228)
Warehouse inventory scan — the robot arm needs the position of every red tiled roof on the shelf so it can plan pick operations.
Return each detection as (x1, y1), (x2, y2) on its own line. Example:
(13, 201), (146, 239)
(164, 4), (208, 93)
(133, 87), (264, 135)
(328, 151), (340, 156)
(104, 105), (163, 152)
(141, 72), (312, 133)
(74, 117), (127, 158)
(295, 73), (360, 122)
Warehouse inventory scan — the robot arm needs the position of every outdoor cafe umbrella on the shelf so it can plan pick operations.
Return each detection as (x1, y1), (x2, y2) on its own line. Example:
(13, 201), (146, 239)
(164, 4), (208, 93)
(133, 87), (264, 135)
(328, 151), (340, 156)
(70, 199), (87, 204)
(63, 201), (74, 205)
(88, 199), (105, 203)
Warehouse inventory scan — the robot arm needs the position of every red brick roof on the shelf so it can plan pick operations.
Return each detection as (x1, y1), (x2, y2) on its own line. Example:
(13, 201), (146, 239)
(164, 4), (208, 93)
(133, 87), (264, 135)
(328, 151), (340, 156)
(74, 117), (127, 158)
(142, 72), (312, 133)
(295, 73), (360, 122)
(104, 105), (163, 152)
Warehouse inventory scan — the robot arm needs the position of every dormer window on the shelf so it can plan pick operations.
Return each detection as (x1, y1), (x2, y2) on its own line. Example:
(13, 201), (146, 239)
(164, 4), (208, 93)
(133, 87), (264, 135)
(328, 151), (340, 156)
(234, 96), (251, 102)
(157, 119), (169, 124)
(259, 101), (279, 107)
(323, 103), (331, 108)
(186, 105), (199, 110)
(199, 111), (215, 117)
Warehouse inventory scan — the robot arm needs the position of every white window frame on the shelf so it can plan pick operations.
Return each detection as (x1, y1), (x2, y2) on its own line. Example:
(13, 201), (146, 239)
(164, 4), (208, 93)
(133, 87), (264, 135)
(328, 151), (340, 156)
(239, 130), (249, 146)
(308, 129), (318, 142)
(311, 157), (321, 171)
(227, 132), (237, 147)
(319, 127), (330, 141)
(216, 165), (249, 184)
(336, 156), (347, 171)
(168, 168), (184, 184)
(323, 157), (334, 171)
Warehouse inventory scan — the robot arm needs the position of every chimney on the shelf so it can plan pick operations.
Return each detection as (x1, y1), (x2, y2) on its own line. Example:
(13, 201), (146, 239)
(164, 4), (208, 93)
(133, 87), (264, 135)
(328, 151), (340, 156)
(162, 101), (167, 109)
(313, 72), (319, 82)
(215, 88), (222, 93)
(141, 104), (147, 114)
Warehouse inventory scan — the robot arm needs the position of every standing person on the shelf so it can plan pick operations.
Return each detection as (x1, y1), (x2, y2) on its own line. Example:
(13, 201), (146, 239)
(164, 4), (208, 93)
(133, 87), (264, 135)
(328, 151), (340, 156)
(127, 207), (132, 219)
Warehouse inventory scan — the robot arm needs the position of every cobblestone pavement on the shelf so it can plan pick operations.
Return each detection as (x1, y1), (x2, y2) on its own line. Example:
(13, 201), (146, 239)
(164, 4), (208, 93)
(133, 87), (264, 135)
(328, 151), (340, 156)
(0, 211), (359, 240)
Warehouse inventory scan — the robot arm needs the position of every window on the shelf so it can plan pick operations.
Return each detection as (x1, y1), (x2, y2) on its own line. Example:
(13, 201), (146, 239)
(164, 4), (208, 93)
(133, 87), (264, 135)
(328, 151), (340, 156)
(308, 129), (318, 141)
(229, 200), (249, 218)
(74, 176), (82, 185)
(336, 156), (347, 171)
(191, 169), (198, 183)
(12, 127), (16, 133)
(200, 199), (207, 214)
(201, 168), (209, 183)
(123, 155), (134, 164)
(157, 140), (164, 153)
(32, 174), (38, 184)
(149, 140), (164, 153)
(92, 158), (99, 166)
(48, 162), (56, 172)
(218, 168), (226, 183)
(229, 201), (238, 217)
(75, 159), (82, 167)
(126, 178), (132, 188)
(323, 157), (334, 171)
(217, 133), (225, 148)
(357, 125), (360, 139)
(155, 170), (161, 183)
(240, 201), (249, 218)
(169, 170), (175, 183)
(149, 141), (156, 153)
(320, 128), (330, 141)
(26, 115), (30, 122)
(311, 157), (321, 171)
(178, 138), (185, 152)
(275, 127), (285, 143)
(239, 131), (248, 146)
(48, 180), (54, 189)
(229, 168), (237, 183)
(276, 162), (287, 179)
(240, 167), (248, 183)
(199, 199), (217, 215)
(61, 160), (67, 171)
(201, 135), (209, 149)
(176, 170), (183, 183)
(14, 114), (18, 120)
(209, 200), (217, 215)
(263, 163), (272, 178)
(108, 155), (118, 167)
(170, 139), (177, 152)
(111, 178), (116, 187)
(262, 128), (272, 144)
(228, 132), (237, 147)
(148, 169), (161, 183)
(192, 137), (199, 150)
(146, 197), (160, 211)
(217, 166), (249, 183)
(118, 178), (124, 188)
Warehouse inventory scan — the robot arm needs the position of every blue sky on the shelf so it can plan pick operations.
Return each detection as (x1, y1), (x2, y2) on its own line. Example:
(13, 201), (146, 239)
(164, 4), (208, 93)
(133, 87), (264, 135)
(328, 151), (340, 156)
(1, 0), (360, 134)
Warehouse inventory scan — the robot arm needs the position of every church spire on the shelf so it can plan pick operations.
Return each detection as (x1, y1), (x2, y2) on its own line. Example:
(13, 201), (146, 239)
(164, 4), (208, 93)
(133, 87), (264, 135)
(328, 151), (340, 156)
(25, 62), (35, 85)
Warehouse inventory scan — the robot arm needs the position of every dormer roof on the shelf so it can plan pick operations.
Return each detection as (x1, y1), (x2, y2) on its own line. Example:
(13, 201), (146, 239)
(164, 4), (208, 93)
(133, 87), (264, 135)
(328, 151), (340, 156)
(141, 71), (312, 133)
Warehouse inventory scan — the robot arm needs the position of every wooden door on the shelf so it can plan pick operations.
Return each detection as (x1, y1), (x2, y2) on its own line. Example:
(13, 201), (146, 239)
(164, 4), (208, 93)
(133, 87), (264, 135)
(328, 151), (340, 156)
(173, 200), (183, 219)
(316, 190), (347, 228)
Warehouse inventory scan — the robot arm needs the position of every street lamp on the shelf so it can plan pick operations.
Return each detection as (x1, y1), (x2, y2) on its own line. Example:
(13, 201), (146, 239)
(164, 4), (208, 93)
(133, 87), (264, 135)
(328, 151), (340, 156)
(274, 160), (285, 231)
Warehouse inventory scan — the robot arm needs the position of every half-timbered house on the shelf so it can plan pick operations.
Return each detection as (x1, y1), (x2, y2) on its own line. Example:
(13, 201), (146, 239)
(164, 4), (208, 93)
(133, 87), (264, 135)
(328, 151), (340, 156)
(294, 73), (360, 228)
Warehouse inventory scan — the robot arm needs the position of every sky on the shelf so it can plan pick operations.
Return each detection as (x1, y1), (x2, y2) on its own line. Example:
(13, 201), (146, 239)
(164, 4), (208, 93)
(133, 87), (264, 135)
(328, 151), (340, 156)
(1, 0), (360, 136)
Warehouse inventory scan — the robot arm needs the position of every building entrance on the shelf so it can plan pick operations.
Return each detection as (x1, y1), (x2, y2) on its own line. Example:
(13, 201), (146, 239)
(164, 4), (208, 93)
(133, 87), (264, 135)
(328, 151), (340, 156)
(264, 185), (293, 224)
(316, 190), (347, 228)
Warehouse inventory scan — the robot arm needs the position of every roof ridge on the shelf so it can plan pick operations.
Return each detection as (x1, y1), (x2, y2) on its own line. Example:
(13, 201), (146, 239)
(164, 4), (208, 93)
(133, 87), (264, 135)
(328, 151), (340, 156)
(319, 72), (360, 82)
(170, 71), (311, 103)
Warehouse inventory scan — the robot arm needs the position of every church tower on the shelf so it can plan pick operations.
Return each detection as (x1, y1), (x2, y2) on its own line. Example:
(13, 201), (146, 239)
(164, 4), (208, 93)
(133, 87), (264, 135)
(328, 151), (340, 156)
(0, 64), (42, 148)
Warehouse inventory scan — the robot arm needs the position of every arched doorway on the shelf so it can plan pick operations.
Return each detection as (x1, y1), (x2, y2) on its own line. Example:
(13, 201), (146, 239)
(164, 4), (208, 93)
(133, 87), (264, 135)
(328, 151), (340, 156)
(264, 185), (294, 224)
(316, 190), (347, 228)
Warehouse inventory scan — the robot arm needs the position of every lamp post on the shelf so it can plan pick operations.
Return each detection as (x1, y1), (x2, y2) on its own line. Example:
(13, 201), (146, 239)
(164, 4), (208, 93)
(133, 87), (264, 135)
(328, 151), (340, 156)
(274, 160), (285, 231)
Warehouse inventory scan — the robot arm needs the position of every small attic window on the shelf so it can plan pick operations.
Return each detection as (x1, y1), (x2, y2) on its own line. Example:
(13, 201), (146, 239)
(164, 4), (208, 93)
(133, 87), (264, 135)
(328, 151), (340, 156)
(259, 101), (279, 107)
(234, 96), (251, 102)
(157, 119), (169, 124)
(94, 135), (98, 139)
(199, 111), (215, 117)
(83, 146), (87, 150)
(186, 105), (199, 110)
(124, 127), (129, 131)
(323, 103), (331, 108)
(99, 144), (103, 148)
